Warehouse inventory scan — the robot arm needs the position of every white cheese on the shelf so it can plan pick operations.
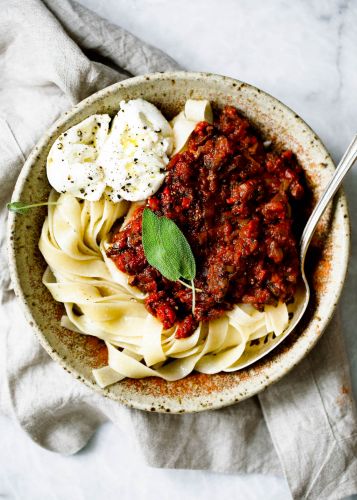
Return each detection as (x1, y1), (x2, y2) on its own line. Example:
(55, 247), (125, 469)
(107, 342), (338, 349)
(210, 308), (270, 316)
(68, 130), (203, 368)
(98, 99), (173, 202)
(46, 114), (111, 201)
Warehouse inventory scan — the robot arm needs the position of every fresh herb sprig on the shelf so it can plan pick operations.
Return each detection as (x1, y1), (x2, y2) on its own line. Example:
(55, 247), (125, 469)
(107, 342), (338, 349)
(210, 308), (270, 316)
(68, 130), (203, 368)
(142, 208), (199, 314)
(7, 201), (58, 215)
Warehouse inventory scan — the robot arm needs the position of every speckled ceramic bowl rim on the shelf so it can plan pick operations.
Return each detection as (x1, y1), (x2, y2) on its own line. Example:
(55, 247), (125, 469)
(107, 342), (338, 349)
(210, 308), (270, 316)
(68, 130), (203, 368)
(7, 71), (350, 412)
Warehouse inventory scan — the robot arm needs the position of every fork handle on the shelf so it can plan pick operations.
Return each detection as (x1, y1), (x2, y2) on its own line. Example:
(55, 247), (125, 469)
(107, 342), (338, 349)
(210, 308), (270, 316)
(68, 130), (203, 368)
(300, 134), (357, 260)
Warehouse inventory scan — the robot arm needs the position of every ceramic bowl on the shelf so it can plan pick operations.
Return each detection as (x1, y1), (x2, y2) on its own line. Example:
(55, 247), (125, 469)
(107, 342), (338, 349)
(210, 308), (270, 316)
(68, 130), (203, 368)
(7, 72), (350, 413)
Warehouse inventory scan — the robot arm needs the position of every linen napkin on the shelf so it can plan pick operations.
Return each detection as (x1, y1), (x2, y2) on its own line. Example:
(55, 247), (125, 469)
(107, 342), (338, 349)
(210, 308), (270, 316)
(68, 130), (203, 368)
(0, 1), (356, 498)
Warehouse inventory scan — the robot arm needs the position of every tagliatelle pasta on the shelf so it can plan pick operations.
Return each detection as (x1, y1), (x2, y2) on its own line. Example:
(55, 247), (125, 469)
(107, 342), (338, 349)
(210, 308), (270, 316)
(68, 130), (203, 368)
(39, 192), (290, 387)
(184, 99), (213, 123)
(171, 99), (213, 154)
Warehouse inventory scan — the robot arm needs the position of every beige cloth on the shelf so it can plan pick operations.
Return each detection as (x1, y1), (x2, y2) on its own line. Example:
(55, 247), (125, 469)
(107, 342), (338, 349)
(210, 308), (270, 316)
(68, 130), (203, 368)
(0, 1), (356, 498)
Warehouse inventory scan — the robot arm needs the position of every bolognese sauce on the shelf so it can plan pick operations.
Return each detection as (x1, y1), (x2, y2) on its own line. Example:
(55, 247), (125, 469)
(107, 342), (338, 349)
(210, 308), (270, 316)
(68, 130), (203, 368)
(107, 105), (306, 338)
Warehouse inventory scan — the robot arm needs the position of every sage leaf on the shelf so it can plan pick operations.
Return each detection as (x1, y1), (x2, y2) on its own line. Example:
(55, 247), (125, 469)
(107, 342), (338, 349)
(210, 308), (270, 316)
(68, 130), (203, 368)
(142, 208), (196, 282)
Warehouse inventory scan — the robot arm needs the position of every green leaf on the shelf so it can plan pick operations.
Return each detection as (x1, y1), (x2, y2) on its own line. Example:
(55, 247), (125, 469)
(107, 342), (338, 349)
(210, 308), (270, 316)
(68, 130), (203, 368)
(142, 208), (196, 282)
(7, 201), (58, 215)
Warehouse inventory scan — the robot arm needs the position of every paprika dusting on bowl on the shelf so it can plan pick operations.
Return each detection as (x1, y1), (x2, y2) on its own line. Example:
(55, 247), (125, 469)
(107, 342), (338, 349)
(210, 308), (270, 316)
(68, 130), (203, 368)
(107, 105), (306, 339)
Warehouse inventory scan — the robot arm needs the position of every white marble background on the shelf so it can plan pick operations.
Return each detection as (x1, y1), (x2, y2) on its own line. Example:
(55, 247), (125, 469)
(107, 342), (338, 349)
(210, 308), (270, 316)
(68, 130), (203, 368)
(1, 0), (356, 499)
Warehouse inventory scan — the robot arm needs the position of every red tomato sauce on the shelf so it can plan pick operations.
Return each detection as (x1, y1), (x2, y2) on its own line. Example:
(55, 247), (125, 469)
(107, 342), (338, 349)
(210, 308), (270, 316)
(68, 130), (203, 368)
(107, 106), (306, 338)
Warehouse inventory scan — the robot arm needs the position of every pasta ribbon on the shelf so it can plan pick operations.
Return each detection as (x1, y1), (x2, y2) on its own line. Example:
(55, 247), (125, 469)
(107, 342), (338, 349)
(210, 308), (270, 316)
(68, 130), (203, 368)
(171, 99), (213, 154)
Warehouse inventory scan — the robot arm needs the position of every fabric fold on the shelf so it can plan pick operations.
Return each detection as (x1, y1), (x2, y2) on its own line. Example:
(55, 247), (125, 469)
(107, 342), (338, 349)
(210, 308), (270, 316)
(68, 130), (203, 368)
(259, 313), (357, 499)
(0, 1), (356, 498)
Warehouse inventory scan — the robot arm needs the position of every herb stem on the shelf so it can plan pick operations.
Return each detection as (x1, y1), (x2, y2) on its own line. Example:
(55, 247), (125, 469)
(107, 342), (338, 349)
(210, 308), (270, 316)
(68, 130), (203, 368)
(191, 279), (196, 316)
(177, 279), (202, 293)
(19, 202), (58, 209)
(7, 201), (59, 214)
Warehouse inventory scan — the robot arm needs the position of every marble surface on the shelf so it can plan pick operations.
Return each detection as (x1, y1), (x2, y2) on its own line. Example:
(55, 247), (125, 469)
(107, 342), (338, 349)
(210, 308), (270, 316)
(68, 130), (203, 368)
(1, 0), (356, 498)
